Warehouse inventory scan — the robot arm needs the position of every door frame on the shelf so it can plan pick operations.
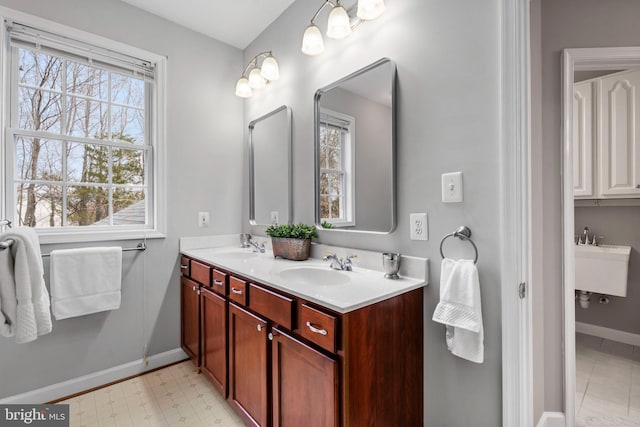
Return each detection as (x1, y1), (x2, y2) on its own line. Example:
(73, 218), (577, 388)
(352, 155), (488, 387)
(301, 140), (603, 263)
(501, 0), (533, 426)
(561, 46), (640, 427)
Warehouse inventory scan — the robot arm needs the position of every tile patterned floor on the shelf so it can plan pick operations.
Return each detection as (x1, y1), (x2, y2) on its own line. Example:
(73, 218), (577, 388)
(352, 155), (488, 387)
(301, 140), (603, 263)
(58, 361), (245, 427)
(576, 333), (640, 423)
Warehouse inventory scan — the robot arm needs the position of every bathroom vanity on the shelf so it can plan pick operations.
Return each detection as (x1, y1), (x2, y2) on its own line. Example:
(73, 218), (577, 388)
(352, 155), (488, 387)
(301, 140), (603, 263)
(179, 242), (427, 427)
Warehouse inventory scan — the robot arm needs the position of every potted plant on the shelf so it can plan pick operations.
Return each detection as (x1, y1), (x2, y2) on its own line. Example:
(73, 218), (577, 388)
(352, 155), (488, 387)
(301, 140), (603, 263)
(265, 223), (318, 261)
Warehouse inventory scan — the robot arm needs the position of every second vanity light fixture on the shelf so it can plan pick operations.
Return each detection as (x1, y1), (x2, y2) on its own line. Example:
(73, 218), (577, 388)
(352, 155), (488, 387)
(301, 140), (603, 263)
(235, 51), (280, 98)
(302, 0), (386, 56)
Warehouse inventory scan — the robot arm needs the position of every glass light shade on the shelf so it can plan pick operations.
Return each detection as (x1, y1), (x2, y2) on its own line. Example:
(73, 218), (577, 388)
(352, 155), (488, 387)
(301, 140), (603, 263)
(301, 24), (324, 56)
(326, 5), (352, 40)
(260, 56), (280, 81)
(357, 0), (386, 20)
(235, 77), (252, 98)
(248, 67), (266, 89)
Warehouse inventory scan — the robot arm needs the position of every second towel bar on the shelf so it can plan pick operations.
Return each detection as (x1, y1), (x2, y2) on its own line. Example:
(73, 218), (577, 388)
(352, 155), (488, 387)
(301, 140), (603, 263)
(439, 226), (478, 264)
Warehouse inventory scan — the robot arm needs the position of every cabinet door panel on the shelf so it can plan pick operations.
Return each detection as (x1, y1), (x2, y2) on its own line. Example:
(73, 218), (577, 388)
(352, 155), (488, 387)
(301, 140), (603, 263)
(573, 81), (594, 197)
(201, 288), (227, 397)
(180, 277), (200, 365)
(600, 71), (640, 197)
(272, 327), (338, 427)
(228, 303), (268, 427)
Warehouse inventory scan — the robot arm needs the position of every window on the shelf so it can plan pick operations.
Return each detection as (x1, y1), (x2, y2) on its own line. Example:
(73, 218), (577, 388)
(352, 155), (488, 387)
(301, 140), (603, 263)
(2, 18), (166, 242)
(319, 109), (354, 226)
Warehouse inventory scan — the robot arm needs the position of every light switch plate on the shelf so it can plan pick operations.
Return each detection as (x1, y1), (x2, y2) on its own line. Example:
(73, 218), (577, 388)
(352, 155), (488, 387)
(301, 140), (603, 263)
(442, 172), (463, 203)
(410, 213), (428, 240)
(270, 211), (279, 224)
(198, 211), (210, 227)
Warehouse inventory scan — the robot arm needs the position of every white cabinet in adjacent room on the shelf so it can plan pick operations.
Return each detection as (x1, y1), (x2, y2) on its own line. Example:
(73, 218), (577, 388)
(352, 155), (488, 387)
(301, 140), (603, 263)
(598, 70), (640, 197)
(573, 80), (595, 198)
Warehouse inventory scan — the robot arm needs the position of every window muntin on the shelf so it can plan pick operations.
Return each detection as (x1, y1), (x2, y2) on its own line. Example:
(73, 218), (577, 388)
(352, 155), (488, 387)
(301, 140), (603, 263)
(10, 46), (150, 229)
(319, 110), (354, 226)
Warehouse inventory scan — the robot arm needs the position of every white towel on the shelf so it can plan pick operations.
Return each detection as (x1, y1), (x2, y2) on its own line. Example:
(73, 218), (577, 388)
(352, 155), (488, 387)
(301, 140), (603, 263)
(0, 227), (52, 343)
(432, 258), (484, 363)
(0, 243), (18, 337)
(50, 247), (122, 320)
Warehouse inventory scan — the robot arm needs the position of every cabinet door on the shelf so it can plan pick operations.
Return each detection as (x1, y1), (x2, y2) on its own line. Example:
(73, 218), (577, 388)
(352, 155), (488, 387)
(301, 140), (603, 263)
(599, 70), (640, 197)
(201, 288), (227, 397)
(228, 303), (268, 427)
(271, 327), (338, 427)
(573, 80), (594, 197)
(180, 277), (200, 365)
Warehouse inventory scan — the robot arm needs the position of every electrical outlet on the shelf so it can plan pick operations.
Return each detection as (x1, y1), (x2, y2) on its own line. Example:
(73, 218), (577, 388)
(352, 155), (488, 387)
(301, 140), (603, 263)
(270, 211), (279, 224)
(198, 211), (210, 228)
(410, 213), (428, 241)
(442, 172), (463, 203)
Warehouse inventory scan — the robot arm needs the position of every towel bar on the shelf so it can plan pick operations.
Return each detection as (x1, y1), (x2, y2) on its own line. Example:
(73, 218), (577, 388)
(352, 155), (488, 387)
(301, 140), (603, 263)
(0, 218), (11, 228)
(41, 242), (147, 258)
(439, 226), (479, 264)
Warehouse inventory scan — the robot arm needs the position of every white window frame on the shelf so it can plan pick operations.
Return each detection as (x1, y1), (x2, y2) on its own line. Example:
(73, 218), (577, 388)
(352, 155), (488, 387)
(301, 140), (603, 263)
(0, 7), (166, 244)
(319, 108), (355, 227)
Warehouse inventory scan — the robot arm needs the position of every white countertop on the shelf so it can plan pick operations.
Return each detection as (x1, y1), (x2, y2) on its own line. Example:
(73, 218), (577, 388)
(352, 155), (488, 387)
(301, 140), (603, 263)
(181, 244), (428, 314)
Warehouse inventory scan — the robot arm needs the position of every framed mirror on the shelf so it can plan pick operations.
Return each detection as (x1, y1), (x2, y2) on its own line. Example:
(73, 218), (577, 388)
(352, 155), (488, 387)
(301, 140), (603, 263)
(314, 58), (396, 233)
(249, 105), (292, 225)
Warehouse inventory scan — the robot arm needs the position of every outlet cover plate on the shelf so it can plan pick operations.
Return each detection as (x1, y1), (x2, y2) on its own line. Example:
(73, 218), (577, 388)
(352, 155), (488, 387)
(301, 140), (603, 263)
(410, 213), (428, 241)
(198, 211), (210, 228)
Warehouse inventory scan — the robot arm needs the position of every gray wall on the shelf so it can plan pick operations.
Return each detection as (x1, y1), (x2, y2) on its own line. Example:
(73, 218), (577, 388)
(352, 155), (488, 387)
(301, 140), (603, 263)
(538, 0), (640, 414)
(320, 87), (393, 231)
(243, 0), (503, 425)
(0, 0), (243, 398)
(574, 206), (640, 333)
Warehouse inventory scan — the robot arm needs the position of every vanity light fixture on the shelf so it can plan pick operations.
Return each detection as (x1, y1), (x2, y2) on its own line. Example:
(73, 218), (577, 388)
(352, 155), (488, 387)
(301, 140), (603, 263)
(301, 0), (386, 56)
(235, 51), (280, 98)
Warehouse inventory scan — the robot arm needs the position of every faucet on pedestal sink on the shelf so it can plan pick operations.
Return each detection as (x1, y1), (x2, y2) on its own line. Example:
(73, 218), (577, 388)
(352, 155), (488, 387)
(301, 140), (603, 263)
(323, 252), (356, 271)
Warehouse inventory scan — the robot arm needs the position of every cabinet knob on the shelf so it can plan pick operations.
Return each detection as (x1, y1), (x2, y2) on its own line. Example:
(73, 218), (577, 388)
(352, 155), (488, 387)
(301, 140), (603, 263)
(306, 321), (328, 336)
(257, 324), (264, 332)
(192, 286), (197, 291)
(231, 287), (243, 295)
(268, 330), (279, 341)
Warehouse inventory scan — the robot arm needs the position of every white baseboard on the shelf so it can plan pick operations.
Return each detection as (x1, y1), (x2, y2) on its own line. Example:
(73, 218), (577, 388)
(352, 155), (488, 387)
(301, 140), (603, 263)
(0, 348), (188, 404)
(536, 412), (565, 427)
(576, 322), (640, 347)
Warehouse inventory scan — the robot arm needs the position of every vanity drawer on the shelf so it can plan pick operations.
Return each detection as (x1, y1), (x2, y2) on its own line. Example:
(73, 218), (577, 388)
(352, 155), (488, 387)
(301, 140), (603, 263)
(180, 255), (191, 277)
(229, 276), (248, 306)
(211, 269), (228, 296)
(191, 260), (212, 286)
(249, 284), (294, 330)
(300, 304), (337, 353)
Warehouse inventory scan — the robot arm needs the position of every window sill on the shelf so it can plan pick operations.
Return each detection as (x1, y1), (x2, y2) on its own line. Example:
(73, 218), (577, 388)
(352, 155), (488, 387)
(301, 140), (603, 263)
(36, 229), (165, 245)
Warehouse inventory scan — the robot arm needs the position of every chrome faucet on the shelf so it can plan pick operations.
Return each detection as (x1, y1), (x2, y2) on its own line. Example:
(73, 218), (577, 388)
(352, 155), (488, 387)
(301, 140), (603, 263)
(323, 252), (356, 271)
(248, 238), (266, 253)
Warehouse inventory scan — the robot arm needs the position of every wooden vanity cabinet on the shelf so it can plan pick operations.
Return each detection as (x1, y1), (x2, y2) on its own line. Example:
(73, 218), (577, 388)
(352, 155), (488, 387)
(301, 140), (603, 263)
(179, 254), (424, 427)
(200, 287), (227, 397)
(228, 302), (269, 427)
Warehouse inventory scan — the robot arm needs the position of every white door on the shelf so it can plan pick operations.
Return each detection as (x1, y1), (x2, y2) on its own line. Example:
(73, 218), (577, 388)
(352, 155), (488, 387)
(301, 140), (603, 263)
(599, 70), (640, 197)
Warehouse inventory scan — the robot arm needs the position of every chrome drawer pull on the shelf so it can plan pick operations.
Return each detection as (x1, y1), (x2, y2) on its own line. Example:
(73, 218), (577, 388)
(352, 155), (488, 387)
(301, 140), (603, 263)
(231, 287), (243, 295)
(213, 279), (224, 286)
(180, 264), (188, 270)
(306, 322), (328, 336)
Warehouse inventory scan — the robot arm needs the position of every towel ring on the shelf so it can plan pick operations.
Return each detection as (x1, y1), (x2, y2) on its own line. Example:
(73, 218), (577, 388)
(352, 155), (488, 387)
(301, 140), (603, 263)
(439, 226), (478, 264)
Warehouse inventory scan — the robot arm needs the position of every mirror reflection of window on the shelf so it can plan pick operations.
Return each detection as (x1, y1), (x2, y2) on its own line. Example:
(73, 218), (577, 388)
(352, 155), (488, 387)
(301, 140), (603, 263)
(319, 109), (355, 226)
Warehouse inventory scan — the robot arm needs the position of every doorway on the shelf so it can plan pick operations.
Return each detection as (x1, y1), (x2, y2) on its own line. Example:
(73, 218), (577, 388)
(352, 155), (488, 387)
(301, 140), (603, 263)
(562, 48), (640, 427)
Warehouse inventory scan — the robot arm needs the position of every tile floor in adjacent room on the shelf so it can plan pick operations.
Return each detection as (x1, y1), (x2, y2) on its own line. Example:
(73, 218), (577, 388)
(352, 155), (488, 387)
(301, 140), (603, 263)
(58, 361), (245, 427)
(576, 333), (640, 424)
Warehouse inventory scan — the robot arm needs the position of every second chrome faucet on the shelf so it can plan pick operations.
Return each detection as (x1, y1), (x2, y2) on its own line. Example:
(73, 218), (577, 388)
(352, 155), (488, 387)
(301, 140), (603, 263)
(323, 252), (356, 271)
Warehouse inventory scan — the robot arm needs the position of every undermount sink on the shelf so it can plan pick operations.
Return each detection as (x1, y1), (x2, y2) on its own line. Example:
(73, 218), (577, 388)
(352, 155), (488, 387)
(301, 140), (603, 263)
(277, 266), (351, 286)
